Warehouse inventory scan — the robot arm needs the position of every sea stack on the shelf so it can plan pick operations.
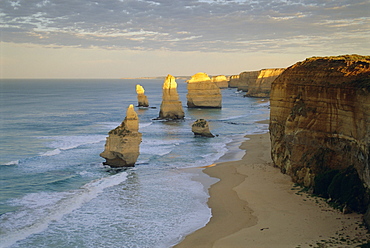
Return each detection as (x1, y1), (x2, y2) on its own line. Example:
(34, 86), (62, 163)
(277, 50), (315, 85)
(192, 119), (214, 137)
(100, 104), (142, 167)
(187, 72), (222, 108)
(136, 84), (149, 107)
(158, 75), (185, 120)
(269, 55), (370, 216)
(211, 75), (229, 88)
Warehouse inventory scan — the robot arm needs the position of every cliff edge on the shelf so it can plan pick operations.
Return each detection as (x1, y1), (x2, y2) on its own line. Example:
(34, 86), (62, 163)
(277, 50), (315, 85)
(269, 55), (370, 217)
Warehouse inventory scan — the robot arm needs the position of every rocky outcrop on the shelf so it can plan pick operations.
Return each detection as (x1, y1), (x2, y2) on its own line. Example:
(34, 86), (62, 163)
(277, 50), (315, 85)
(237, 71), (259, 92)
(192, 119), (214, 137)
(245, 68), (285, 97)
(229, 69), (285, 97)
(100, 104), (142, 167)
(158, 75), (185, 120)
(187, 72), (222, 108)
(228, 75), (240, 88)
(211, 75), (229, 88)
(269, 55), (370, 214)
(136, 84), (149, 107)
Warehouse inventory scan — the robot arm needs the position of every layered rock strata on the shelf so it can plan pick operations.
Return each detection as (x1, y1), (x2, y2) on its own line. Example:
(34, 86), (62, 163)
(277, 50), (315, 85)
(228, 75), (240, 88)
(187, 72), (222, 108)
(269, 55), (370, 213)
(136, 84), (149, 107)
(229, 69), (285, 97)
(158, 75), (185, 119)
(245, 68), (285, 97)
(211, 75), (229, 88)
(100, 104), (142, 167)
(192, 119), (214, 137)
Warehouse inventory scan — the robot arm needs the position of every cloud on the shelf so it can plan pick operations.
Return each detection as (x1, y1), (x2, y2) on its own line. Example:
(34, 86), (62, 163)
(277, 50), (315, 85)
(0, 0), (369, 54)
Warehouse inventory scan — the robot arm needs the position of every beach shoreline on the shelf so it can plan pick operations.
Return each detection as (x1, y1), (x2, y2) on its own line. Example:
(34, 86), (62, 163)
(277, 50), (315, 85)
(174, 132), (369, 248)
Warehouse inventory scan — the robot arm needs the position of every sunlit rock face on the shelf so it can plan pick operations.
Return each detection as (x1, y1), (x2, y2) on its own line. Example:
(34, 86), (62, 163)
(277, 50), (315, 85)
(228, 75), (240, 88)
(158, 74), (185, 120)
(136, 84), (149, 107)
(269, 55), (370, 189)
(230, 69), (284, 96)
(186, 72), (222, 108)
(192, 119), (214, 137)
(236, 71), (259, 92)
(245, 68), (285, 97)
(100, 104), (142, 167)
(211, 75), (229, 88)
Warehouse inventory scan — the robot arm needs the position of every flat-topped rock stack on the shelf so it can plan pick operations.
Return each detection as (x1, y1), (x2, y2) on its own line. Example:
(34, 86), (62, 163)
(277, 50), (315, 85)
(211, 75), (229, 88)
(158, 74), (185, 120)
(187, 72), (222, 108)
(100, 104), (142, 167)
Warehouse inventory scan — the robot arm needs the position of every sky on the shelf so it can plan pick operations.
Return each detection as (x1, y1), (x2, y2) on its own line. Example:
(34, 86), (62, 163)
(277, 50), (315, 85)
(0, 0), (369, 78)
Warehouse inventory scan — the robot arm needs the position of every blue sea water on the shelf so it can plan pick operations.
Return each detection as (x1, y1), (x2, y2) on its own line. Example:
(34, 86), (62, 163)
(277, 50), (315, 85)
(0, 79), (269, 248)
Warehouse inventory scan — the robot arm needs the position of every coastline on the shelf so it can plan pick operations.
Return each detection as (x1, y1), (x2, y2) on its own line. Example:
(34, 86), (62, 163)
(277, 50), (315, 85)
(175, 132), (369, 247)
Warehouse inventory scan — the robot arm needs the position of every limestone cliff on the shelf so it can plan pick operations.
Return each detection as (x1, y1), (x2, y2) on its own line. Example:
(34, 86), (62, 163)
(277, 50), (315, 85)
(245, 68), (285, 97)
(100, 104), (142, 167)
(211, 75), (229, 88)
(187, 72), (222, 108)
(136, 84), (149, 107)
(229, 69), (285, 96)
(228, 75), (240, 88)
(192, 119), (214, 137)
(158, 75), (185, 120)
(236, 71), (259, 92)
(269, 55), (370, 213)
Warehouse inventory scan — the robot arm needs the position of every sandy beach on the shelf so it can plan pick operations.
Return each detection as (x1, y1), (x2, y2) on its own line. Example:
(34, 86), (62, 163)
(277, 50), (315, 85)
(175, 132), (370, 248)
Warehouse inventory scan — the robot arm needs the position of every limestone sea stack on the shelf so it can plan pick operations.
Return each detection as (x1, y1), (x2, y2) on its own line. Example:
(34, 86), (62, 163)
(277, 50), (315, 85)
(158, 74), (185, 120)
(192, 119), (214, 137)
(211, 75), (229, 88)
(100, 104), (142, 167)
(187, 72), (222, 108)
(269, 55), (370, 215)
(136, 84), (149, 107)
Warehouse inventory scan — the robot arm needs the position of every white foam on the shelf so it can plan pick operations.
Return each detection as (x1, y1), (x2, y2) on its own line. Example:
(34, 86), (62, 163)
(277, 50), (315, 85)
(219, 114), (251, 121)
(139, 122), (153, 129)
(3, 160), (19, 166)
(40, 148), (61, 157)
(0, 172), (128, 248)
(38, 135), (106, 157)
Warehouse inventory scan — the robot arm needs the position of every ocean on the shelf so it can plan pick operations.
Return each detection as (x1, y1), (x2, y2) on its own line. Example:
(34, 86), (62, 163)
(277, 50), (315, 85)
(0, 79), (269, 248)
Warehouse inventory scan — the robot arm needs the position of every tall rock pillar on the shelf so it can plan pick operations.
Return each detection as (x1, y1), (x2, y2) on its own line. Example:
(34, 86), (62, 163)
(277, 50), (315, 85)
(136, 84), (149, 107)
(100, 104), (142, 167)
(158, 75), (185, 120)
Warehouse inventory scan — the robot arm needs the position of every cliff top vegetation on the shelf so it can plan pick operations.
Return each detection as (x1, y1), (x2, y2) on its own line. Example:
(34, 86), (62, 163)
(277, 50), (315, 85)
(307, 54), (370, 62)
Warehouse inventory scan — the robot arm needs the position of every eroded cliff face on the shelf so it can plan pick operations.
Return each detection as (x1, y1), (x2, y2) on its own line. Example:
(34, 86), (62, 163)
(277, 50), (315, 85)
(229, 69), (284, 97)
(100, 104), (142, 167)
(187, 72), (222, 108)
(211, 75), (229, 88)
(158, 74), (185, 119)
(269, 55), (370, 199)
(245, 68), (285, 97)
(269, 55), (370, 218)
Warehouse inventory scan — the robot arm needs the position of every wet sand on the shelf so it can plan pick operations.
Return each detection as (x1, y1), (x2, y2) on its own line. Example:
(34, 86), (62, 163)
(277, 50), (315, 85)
(175, 133), (369, 248)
